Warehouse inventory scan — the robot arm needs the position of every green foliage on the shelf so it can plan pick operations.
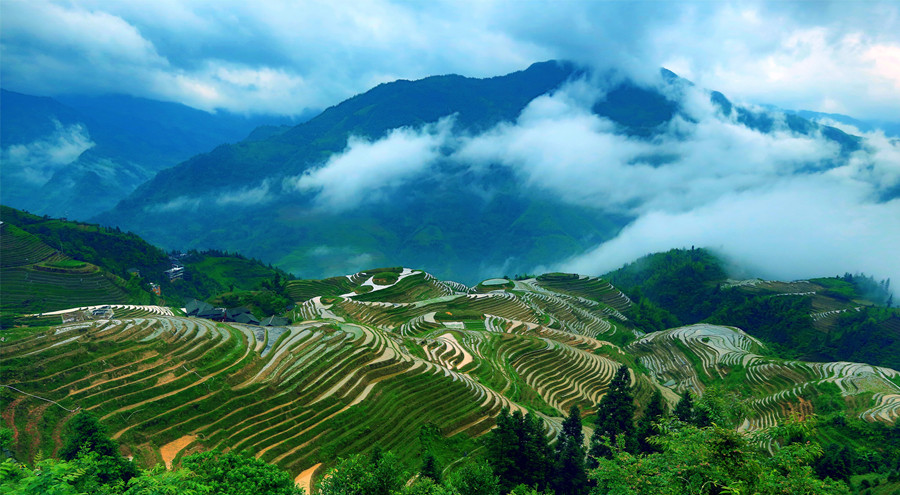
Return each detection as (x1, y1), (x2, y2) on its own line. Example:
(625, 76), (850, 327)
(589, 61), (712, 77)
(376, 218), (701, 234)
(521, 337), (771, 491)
(0, 427), (13, 454)
(445, 460), (501, 495)
(1, 206), (292, 309)
(59, 412), (138, 486)
(121, 465), (212, 495)
(421, 452), (442, 483)
(636, 391), (666, 454)
(588, 419), (850, 495)
(395, 478), (451, 495)
(553, 405), (588, 495)
(589, 365), (637, 463)
(823, 307), (900, 369)
(706, 293), (817, 349)
(484, 408), (553, 492)
(316, 450), (405, 495)
(181, 450), (302, 495)
(0, 457), (90, 495)
(673, 392), (694, 423)
(605, 248), (726, 324)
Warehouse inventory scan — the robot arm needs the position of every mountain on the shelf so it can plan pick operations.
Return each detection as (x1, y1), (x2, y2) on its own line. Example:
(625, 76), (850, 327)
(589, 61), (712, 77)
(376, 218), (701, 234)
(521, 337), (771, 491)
(95, 61), (864, 285)
(2, 262), (898, 487)
(0, 89), (298, 219)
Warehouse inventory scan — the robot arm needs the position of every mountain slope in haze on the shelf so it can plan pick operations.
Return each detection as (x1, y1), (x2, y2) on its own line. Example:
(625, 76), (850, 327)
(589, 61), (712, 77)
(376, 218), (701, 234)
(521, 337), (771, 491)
(0, 90), (297, 219)
(95, 61), (865, 285)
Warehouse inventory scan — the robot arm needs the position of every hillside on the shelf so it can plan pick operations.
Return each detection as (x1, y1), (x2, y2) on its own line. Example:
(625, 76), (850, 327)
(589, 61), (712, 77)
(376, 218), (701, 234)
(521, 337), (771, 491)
(0, 206), (292, 311)
(606, 248), (900, 369)
(0, 89), (294, 220)
(3, 266), (897, 488)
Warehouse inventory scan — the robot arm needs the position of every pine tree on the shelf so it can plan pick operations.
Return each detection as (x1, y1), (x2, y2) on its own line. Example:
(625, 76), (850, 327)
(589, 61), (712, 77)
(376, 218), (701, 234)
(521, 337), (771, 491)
(637, 390), (666, 454)
(420, 452), (442, 483)
(486, 408), (553, 492)
(552, 405), (588, 495)
(588, 365), (637, 467)
(673, 391), (694, 423)
(485, 408), (520, 491)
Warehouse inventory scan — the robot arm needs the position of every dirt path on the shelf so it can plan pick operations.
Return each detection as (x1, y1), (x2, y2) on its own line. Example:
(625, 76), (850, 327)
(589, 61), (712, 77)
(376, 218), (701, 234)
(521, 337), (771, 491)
(25, 403), (50, 459)
(2, 398), (23, 445)
(51, 411), (77, 457)
(295, 463), (322, 493)
(160, 435), (196, 469)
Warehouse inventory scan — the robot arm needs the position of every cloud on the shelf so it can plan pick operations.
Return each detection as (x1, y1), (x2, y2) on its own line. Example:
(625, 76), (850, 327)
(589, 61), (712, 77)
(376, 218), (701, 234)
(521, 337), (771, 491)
(215, 179), (275, 206)
(453, 77), (900, 287)
(558, 177), (900, 289)
(285, 117), (455, 211)
(155, 195), (201, 213)
(457, 81), (843, 215)
(2, 1), (898, 121)
(1, 120), (94, 184)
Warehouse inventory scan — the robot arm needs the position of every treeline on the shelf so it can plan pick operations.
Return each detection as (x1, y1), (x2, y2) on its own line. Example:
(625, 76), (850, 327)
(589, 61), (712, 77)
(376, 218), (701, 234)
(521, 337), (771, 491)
(605, 247), (900, 369)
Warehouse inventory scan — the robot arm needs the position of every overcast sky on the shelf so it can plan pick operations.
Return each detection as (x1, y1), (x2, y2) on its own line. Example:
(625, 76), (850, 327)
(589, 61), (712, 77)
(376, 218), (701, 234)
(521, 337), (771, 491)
(2, 0), (899, 121)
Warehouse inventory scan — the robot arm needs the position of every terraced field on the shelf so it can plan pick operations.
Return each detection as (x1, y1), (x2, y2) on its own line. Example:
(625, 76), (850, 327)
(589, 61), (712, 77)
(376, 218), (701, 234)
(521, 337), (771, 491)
(628, 323), (900, 432)
(2, 267), (898, 485)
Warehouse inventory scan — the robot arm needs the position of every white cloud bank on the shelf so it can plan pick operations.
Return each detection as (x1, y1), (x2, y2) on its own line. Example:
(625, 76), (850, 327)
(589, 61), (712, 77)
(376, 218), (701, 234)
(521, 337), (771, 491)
(1, 120), (94, 184)
(275, 74), (900, 286)
(284, 117), (454, 212)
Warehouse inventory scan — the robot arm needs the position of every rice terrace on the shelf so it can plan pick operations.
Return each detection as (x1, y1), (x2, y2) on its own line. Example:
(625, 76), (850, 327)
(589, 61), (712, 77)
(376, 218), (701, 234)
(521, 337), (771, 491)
(3, 1), (900, 492)
(3, 240), (900, 492)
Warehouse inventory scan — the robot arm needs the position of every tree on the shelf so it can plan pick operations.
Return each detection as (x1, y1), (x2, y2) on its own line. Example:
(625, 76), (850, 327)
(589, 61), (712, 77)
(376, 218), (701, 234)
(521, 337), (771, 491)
(673, 391), (694, 423)
(59, 411), (138, 486)
(553, 405), (588, 495)
(420, 452), (442, 483)
(637, 390), (666, 454)
(485, 408), (552, 492)
(485, 408), (519, 489)
(123, 465), (212, 495)
(588, 418), (850, 495)
(446, 460), (501, 495)
(315, 451), (404, 495)
(395, 477), (451, 495)
(182, 450), (303, 495)
(589, 365), (637, 465)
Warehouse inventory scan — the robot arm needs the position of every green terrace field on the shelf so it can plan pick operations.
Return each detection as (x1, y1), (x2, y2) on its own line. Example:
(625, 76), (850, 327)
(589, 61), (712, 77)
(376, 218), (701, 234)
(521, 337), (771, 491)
(191, 256), (288, 291)
(0, 222), (134, 314)
(3, 266), (898, 488)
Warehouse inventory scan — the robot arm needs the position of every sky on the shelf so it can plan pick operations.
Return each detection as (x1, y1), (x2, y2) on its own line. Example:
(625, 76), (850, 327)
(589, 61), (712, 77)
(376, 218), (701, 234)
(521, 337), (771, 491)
(2, 0), (899, 288)
(2, 0), (900, 122)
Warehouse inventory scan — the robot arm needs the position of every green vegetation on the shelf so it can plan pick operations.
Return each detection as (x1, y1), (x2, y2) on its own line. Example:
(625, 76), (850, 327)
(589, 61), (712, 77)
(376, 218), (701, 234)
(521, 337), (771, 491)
(605, 247), (900, 369)
(2, 234), (898, 494)
(0, 206), (293, 312)
(605, 247), (726, 323)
